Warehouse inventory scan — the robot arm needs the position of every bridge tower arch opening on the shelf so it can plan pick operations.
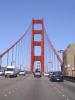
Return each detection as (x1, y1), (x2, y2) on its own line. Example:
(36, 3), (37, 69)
(31, 19), (44, 73)
(34, 61), (41, 72)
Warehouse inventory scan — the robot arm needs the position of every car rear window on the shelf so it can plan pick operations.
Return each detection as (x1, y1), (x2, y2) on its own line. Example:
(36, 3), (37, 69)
(53, 72), (62, 76)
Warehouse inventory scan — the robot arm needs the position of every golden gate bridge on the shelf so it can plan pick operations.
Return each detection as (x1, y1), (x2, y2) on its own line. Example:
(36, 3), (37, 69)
(0, 19), (63, 73)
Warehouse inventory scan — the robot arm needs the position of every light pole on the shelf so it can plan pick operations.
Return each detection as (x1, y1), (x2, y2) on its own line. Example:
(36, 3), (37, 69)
(48, 61), (53, 72)
(58, 50), (64, 60)
(72, 67), (74, 77)
(58, 50), (64, 71)
(11, 60), (15, 66)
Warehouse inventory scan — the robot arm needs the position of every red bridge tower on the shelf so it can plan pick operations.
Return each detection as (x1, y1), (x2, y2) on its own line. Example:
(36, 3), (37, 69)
(31, 19), (44, 73)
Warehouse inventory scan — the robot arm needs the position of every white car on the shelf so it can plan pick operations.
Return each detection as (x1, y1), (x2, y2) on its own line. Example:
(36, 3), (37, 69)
(44, 73), (49, 77)
(34, 71), (41, 77)
(19, 71), (26, 76)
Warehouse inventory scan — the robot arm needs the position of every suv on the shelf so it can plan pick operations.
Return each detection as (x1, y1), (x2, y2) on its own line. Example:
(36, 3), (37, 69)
(49, 71), (64, 82)
(34, 70), (41, 78)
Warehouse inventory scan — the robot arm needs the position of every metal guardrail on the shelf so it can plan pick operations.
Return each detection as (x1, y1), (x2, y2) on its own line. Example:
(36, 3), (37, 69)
(64, 76), (75, 82)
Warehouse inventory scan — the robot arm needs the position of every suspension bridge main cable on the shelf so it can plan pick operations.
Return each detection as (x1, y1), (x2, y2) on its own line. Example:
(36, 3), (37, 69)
(44, 25), (63, 65)
(0, 23), (32, 58)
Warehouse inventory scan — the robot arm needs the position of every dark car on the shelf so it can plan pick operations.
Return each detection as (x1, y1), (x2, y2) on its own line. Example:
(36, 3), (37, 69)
(34, 70), (41, 78)
(49, 71), (64, 82)
(0, 70), (5, 76)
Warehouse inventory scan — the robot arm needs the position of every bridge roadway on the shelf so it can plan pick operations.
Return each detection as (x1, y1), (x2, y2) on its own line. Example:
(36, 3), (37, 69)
(0, 74), (75, 100)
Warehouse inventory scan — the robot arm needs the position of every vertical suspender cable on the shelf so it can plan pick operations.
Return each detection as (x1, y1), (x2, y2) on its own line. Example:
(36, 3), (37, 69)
(0, 57), (2, 69)
(50, 47), (51, 63)
(7, 51), (9, 66)
(53, 52), (54, 71)
(54, 54), (57, 71)
(11, 48), (14, 66)
(15, 44), (17, 67)
(54, 53), (55, 71)
(52, 50), (53, 71)
(50, 48), (52, 72)
(56, 57), (58, 71)
(54, 54), (56, 71)
(21, 40), (23, 70)
(19, 41), (21, 70)
(18, 42), (20, 70)
(20, 40), (23, 70)
(57, 57), (60, 71)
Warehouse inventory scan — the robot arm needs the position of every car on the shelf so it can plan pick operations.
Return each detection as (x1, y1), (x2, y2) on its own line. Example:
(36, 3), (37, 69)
(49, 71), (64, 82)
(19, 71), (26, 76)
(44, 73), (49, 77)
(48, 72), (53, 78)
(5, 66), (17, 78)
(0, 70), (4, 76)
(34, 70), (41, 78)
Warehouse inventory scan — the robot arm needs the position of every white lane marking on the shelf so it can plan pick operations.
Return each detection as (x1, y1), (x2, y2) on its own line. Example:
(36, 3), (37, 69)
(50, 83), (70, 100)
(62, 94), (65, 97)
(66, 98), (70, 100)
(4, 94), (7, 97)
(4, 87), (18, 97)
(65, 80), (75, 88)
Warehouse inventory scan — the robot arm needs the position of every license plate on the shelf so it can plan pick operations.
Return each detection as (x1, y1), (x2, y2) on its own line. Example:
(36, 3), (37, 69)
(57, 79), (59, 80)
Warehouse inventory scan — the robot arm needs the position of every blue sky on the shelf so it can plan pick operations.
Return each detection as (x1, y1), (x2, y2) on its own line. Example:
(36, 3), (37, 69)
(0, 0), (75, 52)
(0, 0), (75, 70)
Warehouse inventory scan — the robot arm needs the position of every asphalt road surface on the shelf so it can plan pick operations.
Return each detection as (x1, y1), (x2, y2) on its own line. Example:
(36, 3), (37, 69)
(0, 75), (75, 100)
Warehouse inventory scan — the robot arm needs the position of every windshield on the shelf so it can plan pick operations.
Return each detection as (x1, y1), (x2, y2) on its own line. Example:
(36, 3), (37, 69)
(7, 68), (14, 71)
